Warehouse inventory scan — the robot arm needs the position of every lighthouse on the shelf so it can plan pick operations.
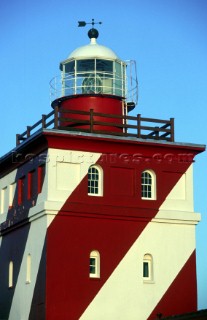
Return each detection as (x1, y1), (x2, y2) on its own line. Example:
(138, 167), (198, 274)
(50, 20), (138, 133)
(0, 21), (205, 320)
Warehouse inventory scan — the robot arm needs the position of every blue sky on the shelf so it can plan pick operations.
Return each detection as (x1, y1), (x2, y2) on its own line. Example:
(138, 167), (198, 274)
(0, 0), (207, 310)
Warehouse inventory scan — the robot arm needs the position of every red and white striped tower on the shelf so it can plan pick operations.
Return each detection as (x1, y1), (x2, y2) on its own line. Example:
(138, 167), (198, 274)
(0, 22), (205, 320)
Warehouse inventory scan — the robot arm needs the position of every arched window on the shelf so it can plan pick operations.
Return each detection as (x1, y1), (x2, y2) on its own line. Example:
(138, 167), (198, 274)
(9, 261), (13, 288)
(89, 250), (100, 278)
(88, 165), (103, 196)
(141, 170), (156, 200)
(26, 254), (31, 283)
(143, 254), (153, 281)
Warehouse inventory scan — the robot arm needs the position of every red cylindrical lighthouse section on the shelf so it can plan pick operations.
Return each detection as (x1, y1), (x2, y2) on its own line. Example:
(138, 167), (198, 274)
(55, 94), (124, 133)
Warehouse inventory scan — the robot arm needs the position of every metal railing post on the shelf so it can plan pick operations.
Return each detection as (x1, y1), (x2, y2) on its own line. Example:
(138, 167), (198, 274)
(16, 134), (20, 146)
(155, 126), (159, 139)
(90, 109), (94, 133)
(137, 114), (141, 138)
(27, 126), (31, 138)
(170, 118), (175, 142)
(42, 115), (46, 128)
(54, 105), (59, 129)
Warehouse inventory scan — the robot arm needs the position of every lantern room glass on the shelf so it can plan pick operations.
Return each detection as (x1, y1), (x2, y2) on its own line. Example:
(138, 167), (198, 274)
(61, 58), (126, 97)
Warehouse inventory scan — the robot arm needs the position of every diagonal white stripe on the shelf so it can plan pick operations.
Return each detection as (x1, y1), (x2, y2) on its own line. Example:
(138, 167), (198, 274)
(80, 165), (199, 320)
(8, 149), (101, 319)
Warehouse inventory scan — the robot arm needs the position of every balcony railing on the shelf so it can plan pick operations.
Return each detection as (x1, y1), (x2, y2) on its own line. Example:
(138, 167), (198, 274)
(16, 106), (174, 146)
(50, 60), (138, 105)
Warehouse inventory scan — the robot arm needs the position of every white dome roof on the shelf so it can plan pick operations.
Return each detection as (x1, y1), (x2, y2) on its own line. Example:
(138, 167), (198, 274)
(68, 38), (119, 60)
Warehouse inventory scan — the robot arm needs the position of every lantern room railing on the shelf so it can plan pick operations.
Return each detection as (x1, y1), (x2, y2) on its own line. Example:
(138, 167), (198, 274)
(16, 106), (174, 146)
(50, 72), (125, 98)
(50, 60), (138, 105)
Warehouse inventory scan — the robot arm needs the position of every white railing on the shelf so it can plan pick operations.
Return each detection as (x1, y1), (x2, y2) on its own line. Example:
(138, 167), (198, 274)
(125, 60), (138, 105)
(50, 72), (123, 98)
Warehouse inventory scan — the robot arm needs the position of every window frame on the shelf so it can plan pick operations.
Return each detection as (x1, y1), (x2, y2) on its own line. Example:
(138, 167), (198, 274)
(18, 176), (25, 205)
(141, 170), (156, 200)
(143, 254), (153, 283)
(38, 164), (45, 194)
(0, 186), (7, 214)
(9, 260), (14, 288)
(88, 165), (103, 196)
(28, 170), (36, 200)
(89, 250), (100, 278)
(9, 183), (16, 209)
(26, 254), (31, 284)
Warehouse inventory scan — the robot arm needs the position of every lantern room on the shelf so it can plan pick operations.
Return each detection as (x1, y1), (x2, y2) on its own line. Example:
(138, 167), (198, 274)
(59, 29), (126, 97)
(50, 25), (138, 132)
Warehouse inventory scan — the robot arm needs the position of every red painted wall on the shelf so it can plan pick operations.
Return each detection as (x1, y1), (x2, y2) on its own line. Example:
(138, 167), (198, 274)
(46, 136), (200, 319)
(148, 251), (197, 319)
(58, 95), (124, 132)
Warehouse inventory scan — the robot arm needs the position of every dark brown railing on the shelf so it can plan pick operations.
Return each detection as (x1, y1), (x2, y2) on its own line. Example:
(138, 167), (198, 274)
(16, 106), (174, 146)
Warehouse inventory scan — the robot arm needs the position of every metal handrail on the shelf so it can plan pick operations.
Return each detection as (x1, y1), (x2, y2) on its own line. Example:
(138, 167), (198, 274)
(50, 60), (138, 105)
(50, 72), (125, 99)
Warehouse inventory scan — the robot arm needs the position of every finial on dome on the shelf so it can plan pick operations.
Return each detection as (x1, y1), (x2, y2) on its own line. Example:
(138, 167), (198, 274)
(78, 18), (102, 39)
(88, 28), (99, 39)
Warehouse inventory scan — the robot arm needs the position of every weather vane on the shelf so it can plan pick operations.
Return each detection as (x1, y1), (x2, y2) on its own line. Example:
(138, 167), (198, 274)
(78, 18), (102, 27)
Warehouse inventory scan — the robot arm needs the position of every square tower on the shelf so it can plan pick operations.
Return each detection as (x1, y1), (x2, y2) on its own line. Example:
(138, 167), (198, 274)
(0, 25), (205, 320)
